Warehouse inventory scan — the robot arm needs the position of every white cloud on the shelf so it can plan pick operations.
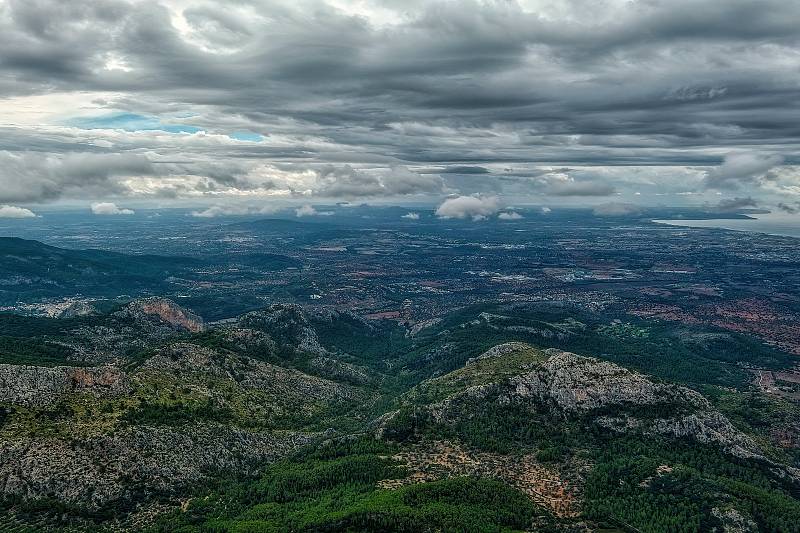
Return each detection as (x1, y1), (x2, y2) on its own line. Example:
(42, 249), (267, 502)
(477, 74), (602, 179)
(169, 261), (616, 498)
(402, 212), (420, 220)
(704, 152), (784, 190)
(91, 202), (135, 215)
(190, 205), (277, 218)
(435, 195), (501, 221)
(0, 205), (37, 218)
(294, 204), (333, 217)
(498, 211), (523, 220)
(295, 204), (317, 217)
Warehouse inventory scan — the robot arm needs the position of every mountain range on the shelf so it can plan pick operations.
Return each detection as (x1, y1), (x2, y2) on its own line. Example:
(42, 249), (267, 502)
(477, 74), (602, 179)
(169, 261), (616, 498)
(0, 295), (798, 531)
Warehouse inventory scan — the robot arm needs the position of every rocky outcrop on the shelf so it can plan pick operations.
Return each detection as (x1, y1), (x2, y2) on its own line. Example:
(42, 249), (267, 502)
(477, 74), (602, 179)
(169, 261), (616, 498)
(0, 364), (128, 407)
(397, 345), (763, 460)
(508, 349), (708, 412)
(139, 343), (233, 378)
(711, 507), (758, 533)
(115, 297), (204, 333)
(46, 299), (204, 365)
(219, 327), (277, 354)
(0, 425), (310, 509)
(0, 339), (362, 514)
(596, 412), (760, 460)
(57, 301), (99, 319)
(502, 349), (761, 458)
(465, 342), (531, 365)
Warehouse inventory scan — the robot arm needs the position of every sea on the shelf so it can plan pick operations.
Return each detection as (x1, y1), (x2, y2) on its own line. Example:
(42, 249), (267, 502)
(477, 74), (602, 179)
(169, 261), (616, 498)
(653, 213), (800, 239)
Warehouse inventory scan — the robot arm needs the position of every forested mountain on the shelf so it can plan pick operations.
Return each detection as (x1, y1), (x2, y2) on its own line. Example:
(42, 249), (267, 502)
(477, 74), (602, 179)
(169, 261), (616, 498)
(0, 238), (299, 311)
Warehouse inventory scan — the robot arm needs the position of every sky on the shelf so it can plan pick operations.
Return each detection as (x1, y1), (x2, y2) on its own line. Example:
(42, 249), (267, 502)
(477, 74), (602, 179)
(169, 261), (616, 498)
(1, 0), (799, 218)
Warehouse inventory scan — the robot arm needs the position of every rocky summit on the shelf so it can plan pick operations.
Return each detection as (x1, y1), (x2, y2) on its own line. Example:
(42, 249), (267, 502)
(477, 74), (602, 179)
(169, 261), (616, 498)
(398, 345), (766, 461)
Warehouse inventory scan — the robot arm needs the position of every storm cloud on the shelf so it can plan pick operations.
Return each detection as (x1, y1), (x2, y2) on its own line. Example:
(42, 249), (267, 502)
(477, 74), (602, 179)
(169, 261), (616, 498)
(0, 0), (799, 207)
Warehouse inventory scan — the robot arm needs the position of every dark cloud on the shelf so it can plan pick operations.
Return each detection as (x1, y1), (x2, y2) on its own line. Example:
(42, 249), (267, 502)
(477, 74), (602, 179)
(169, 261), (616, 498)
(0, 0), (798, 204)
(545, 181), (617, 197)
(714, 196), (759, 211)
(776, 202), (800, 214)
(0, 151), (154, 203)
(313, 165), (444, 198)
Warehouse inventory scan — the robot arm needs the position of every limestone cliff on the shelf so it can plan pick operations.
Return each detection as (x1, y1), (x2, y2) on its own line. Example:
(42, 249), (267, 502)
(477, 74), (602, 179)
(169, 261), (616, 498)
(115, 297), (204, 333)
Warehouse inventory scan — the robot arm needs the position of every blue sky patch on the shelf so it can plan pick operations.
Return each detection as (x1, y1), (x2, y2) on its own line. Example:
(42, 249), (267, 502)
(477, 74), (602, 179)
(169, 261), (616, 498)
(69, 113), (202, 134)
(229, 131), (264, 142)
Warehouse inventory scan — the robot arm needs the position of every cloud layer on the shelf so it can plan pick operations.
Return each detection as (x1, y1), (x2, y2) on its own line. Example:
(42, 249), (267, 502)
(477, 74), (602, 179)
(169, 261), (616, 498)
(0, 0), (799, 209)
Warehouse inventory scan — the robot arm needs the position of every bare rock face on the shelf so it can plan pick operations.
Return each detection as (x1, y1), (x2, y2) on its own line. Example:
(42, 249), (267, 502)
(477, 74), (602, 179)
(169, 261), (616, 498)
(595, 412), (760, 460)
(235, 304), (379, 358)
(0, 364), (128, 407)
(0, 340), (356, 512)
(116, 297), (204, 333)
(219, 327), (277, 353)
(140, 342), (232, 377)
